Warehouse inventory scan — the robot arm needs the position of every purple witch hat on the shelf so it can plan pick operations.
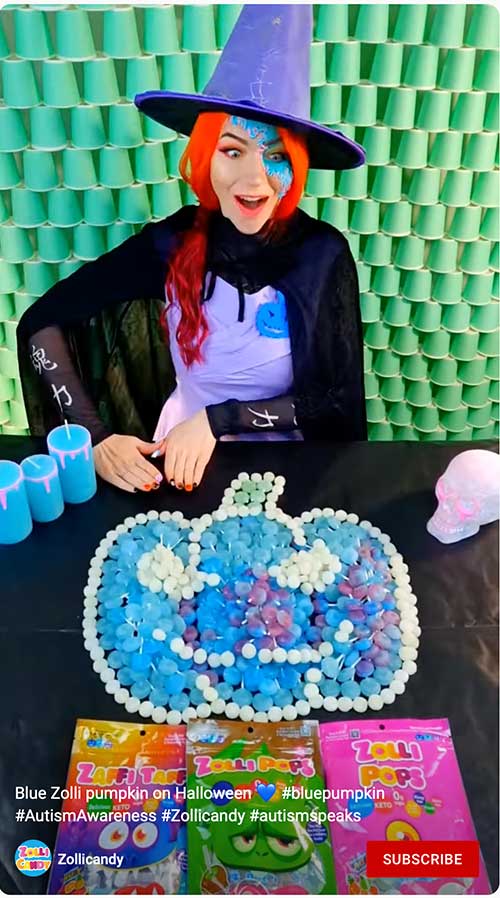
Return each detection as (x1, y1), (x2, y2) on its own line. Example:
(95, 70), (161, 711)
(135, 4), (365, 171)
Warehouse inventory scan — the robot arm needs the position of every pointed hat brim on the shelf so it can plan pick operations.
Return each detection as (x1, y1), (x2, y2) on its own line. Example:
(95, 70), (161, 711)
(134, 91), (365, 171)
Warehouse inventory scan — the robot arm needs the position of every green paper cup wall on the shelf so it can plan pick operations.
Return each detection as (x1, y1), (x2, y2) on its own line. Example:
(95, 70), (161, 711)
(14, 7), (53, 59)
(315, 4), (349, 42)
(144, 6), (180, 55)
(103, 8), (141, 58)
(83, 58), (120, 105)
(0, 2), (497, 441)
(55, 8), (96, 59)
(108, 104), (143, 148)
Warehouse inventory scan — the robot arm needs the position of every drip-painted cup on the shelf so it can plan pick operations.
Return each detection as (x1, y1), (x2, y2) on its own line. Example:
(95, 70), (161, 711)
(21, 454), (64, 523)
(47, 424), (96, 504)
(0, 460), (32, 544)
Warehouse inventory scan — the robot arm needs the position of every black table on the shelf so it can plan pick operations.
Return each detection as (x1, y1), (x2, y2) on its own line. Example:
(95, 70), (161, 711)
(0, 438), (498, 894)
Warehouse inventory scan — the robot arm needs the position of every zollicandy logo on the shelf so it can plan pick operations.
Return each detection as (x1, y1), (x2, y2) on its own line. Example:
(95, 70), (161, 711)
(14, 839), (52, 877)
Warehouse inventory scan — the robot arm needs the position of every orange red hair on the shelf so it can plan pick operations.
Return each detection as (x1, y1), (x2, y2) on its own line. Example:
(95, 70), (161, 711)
(164, 112), (309, 367)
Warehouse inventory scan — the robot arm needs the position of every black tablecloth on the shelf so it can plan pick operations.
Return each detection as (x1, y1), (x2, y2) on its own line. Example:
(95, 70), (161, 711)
(0, 438), (498, 894)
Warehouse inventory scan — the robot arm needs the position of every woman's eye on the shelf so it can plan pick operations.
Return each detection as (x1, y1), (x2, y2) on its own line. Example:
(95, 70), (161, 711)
(221, 147), (241, 159)
(267, 151), (287, 163)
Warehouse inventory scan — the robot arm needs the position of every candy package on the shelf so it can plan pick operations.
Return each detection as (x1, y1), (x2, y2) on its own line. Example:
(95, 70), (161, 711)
(320, 718), (490, 895)
(48, 719), (186, 895)
(186, 718), (336, 894)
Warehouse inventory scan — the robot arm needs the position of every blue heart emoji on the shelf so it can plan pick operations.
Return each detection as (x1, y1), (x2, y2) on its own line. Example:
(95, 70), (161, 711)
(256, 782), (276, 802)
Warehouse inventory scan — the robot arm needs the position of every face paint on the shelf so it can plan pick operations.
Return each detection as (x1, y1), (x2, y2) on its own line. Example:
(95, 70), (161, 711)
(230, 116), (293, 199)
(265, 154), (293, 199)
(210, 116), (294, 234)
(229, 116), (276, 147)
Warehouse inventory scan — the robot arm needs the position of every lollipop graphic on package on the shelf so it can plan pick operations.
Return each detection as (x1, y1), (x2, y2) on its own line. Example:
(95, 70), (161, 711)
(186, 719), (336, 895)
(319, 718), (491, 896)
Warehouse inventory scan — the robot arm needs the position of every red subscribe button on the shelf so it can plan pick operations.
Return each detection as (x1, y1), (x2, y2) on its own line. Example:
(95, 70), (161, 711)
(367, 841), (480, 878)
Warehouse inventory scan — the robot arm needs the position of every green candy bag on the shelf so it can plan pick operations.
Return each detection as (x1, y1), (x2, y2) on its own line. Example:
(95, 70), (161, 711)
(186, 719), (336, 894)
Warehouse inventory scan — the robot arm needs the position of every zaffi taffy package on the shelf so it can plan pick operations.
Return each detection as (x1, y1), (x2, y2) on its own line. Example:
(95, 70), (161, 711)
(320, 718), (491, 895)
(186, 719), (336, 894)
(48, 719), (187, 895)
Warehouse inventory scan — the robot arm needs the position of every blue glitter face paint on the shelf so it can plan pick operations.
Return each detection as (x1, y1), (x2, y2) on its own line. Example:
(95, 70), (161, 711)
(210, 116), (294, 233)
(229, 116), (293, 199)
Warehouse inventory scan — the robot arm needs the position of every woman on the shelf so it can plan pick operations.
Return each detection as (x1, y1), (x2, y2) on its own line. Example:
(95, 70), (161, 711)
(17, 5), (366, 493)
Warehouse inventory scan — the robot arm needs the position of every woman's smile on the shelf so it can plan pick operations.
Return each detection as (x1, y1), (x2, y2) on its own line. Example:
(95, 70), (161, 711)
(234, 195), (272, 217)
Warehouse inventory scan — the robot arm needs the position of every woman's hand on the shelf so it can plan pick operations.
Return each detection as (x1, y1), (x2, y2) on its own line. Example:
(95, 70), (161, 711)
(163, 409), (216, 490)
(93, 434), (164, 493)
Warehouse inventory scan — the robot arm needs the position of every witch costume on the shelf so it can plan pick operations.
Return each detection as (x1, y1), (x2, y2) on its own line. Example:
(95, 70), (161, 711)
(17, 5), (367, 446)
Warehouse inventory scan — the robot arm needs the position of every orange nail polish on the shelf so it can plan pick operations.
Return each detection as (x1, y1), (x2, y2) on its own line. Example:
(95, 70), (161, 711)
(185, 484), (193, 492)
(143, 484), (152, 491)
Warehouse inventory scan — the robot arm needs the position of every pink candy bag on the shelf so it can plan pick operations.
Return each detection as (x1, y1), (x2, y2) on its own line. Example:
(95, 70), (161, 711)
(320, 719), (490, 895)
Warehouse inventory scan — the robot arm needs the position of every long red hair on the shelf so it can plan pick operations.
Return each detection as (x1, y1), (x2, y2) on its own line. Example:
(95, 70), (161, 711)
(163, 112), (309, 366)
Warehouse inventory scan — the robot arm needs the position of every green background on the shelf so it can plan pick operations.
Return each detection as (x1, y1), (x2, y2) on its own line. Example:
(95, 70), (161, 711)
(0, 3), (498, 440)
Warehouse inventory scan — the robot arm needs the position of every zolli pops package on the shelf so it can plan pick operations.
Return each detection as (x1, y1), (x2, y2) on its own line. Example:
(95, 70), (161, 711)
(48, 719), (186, 895)
(320, 719), (490, 895)
(186, 719), (336, 894)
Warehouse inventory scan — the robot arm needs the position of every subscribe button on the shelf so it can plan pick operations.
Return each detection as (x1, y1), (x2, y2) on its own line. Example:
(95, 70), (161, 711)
(367, 841), (480, 878)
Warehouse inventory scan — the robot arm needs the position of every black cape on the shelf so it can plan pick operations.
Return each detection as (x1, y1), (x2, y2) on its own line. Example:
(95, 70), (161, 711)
(17, 206), (367, 442)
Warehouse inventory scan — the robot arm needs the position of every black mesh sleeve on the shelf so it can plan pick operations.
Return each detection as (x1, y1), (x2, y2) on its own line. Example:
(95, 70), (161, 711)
(27, 325), (111, 444)
(18, 221), (170, 442)
(206, 394), (298, 438)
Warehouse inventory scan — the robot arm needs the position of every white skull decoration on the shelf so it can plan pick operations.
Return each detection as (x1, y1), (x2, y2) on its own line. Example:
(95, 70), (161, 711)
(427, 449), (500, 544)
